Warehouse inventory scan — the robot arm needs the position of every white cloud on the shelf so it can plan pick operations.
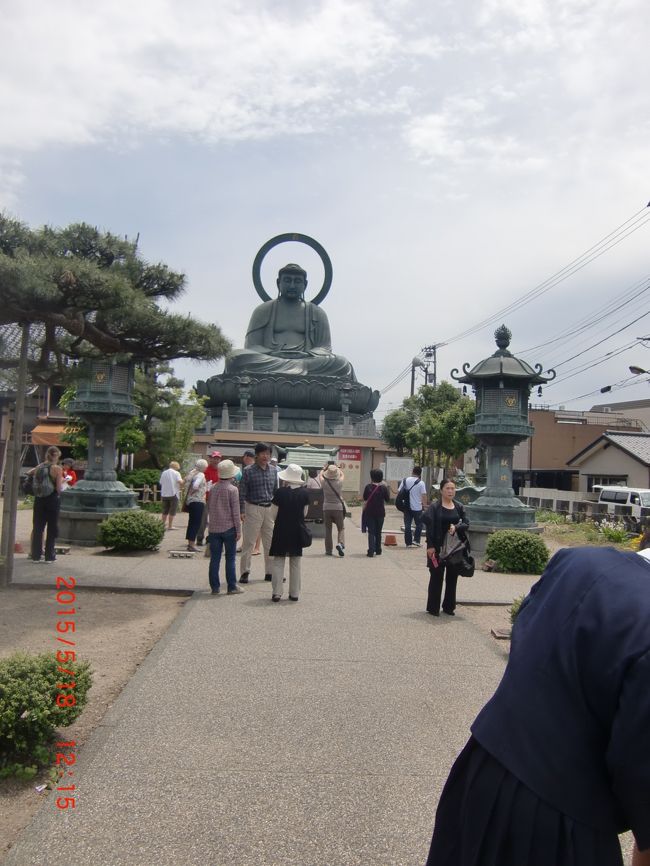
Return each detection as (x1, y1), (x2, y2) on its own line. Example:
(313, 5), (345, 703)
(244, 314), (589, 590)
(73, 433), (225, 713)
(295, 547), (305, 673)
(0, 0), (399, 151)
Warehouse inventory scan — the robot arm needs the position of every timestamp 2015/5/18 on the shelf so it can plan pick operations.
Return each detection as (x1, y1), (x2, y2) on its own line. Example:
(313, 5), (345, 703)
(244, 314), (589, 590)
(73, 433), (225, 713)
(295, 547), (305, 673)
(54, 575), (78, 810)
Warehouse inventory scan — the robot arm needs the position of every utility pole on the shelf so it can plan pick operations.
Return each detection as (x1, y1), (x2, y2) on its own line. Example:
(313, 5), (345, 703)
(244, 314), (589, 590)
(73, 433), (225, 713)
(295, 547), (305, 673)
(421, 344), (445, 388)
(0, 322), (30, 588)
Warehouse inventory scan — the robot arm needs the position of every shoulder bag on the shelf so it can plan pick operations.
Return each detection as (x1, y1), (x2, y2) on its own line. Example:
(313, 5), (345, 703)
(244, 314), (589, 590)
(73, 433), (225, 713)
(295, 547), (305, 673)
(325, 478), (351, 517)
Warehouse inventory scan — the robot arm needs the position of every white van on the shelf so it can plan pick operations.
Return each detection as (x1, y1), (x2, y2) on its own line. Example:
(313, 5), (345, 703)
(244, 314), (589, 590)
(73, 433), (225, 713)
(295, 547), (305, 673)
(596, 487), (650, 520)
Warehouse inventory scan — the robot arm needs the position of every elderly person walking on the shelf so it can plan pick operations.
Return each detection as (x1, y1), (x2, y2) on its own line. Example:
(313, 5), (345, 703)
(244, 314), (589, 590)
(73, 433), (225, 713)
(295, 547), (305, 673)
(159, 460), (183, 531)
(206, 460), (243, 595)
(183, 458), (208, 552)
(269, 464), (310, 602)
(320, 462), (346, 556)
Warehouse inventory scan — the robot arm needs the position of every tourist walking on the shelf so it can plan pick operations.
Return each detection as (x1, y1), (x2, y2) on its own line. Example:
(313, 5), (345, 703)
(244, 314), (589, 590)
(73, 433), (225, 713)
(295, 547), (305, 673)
(206, 460), (243, 595)
(29, 446), (63, 563)
(269, 464), (310, 602)
(183, 458), (208, 552)
(398, 466), (427, 547)
(362, 469), (390, 557)
(425, 541), (650, 866)
(159, 460), (183, 531)
(423, 478), (469, 616)
(238, 442), (279, 583)
(196, 450), (221, 546)
(320, 462), (346, 556)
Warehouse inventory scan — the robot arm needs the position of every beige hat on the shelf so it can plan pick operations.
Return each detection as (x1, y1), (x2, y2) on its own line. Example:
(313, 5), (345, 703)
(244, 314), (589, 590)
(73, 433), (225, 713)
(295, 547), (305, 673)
(278, 463), (305, 487)
(195, 458), (208, 471)
(217, 459), (237, 479)
(322, 463), (343, 481)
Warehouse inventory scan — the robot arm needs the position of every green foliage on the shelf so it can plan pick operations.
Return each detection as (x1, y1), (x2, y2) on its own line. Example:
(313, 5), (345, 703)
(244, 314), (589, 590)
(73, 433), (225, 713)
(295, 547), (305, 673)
(117, 469), (162, 488)
(139, 501), (163, 513)
(385, 382), (475, 471)
(485, 530), (550, 574)
(0, 652), (92, 777)
(535, 509), (569, 524)
(133, 363), (206, 469)
(0, 217), (231, 385)
(509, 594), (526, 625)
(97, 510), (165, 550)
(597, 520), (629, 544)
(381, 409), (413, 455)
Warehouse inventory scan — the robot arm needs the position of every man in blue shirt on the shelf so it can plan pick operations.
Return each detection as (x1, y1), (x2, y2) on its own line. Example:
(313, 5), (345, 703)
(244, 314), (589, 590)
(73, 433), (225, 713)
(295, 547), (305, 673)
(238, 442), (279, 584)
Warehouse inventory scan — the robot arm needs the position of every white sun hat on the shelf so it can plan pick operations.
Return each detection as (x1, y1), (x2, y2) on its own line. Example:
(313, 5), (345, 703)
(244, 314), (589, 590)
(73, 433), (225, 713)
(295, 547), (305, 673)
(216, 459), (238, 479)
(278, 463), (305, 487)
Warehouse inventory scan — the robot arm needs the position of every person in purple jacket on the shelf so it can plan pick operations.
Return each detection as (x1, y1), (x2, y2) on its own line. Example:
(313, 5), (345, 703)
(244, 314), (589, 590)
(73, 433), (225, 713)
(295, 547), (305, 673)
(362, 469), (390, 557)
(425, 539), (650, 866)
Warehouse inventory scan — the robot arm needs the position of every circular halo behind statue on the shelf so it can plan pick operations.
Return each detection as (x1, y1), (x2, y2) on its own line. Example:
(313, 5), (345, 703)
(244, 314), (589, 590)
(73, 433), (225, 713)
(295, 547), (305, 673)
(252, 233), (333, 305)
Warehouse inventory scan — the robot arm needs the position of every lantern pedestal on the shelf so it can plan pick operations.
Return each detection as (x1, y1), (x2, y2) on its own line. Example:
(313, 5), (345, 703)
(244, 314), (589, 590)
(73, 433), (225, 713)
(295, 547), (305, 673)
(451, 327), (554, 554)
(58, 362), (139, 546)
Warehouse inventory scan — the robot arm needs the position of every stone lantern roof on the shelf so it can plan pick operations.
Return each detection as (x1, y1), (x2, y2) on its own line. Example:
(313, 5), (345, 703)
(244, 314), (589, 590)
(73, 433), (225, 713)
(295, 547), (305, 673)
(452, 326), (555, 386)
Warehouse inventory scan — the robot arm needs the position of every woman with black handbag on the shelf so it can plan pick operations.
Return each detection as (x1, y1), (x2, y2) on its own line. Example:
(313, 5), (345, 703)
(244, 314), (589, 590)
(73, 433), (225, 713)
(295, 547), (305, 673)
(269, 464), (311, 603)
(423, 478), (470, 617)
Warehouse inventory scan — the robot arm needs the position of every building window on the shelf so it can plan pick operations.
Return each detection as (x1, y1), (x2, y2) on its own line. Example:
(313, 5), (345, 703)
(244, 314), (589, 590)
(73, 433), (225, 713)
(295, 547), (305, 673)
(586, 475), (627, 492)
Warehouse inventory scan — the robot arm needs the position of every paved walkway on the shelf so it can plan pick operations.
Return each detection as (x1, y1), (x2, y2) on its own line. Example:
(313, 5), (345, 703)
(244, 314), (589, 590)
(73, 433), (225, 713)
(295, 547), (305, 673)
(5, 508), (538, 866)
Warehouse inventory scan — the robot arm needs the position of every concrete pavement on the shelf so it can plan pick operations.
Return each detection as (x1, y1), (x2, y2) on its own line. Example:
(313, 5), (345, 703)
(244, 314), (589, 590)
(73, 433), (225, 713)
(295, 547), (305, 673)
(5, 507), (537, 865)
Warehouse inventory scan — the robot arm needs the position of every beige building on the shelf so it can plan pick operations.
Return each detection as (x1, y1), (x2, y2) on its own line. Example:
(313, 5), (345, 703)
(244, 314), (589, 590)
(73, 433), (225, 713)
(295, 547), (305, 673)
(567, 431), (650, 493)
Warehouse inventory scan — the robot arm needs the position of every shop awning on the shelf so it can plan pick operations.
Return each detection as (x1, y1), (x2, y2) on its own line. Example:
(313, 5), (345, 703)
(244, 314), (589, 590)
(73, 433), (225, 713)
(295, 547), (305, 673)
(30, 423), (68, 446)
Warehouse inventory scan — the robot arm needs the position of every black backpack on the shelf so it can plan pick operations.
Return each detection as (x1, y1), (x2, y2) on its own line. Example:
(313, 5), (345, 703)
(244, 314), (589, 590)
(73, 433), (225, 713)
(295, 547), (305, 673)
(395, 477), (418, 513)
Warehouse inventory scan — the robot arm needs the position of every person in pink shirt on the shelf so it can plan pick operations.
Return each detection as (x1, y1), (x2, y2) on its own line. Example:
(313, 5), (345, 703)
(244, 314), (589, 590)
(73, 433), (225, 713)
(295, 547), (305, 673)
(206, 460), (243, 595)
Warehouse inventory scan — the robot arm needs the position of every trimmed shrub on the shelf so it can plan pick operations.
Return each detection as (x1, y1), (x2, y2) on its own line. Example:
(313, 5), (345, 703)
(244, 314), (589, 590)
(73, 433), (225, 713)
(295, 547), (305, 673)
(97, 510), (165, 550)
(485, 530), (550, 574)
(0, 652), (92, 778)
(117, 469), (161, 488)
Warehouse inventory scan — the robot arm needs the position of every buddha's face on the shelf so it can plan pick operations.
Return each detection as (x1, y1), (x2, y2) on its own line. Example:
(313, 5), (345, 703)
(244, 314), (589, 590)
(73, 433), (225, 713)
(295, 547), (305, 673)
(278, 270), (306, 300)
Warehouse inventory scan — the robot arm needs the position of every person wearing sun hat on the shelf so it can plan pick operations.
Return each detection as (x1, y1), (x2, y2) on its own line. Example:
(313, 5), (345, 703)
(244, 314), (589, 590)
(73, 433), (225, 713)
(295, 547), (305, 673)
(269, 463), (310, 602)
(206, 459), (243, 595)
(196, 450), (222, 547)
(319, 461), (346, 557)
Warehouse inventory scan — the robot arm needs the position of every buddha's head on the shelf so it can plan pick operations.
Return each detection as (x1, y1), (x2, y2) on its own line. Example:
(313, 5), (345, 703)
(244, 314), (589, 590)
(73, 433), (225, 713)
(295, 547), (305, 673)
(277, 263), (307, 301)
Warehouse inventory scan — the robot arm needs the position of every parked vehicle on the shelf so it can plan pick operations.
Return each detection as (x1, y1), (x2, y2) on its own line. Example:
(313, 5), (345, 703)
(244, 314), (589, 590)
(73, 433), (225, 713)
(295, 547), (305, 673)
(596, 486), (650, 520)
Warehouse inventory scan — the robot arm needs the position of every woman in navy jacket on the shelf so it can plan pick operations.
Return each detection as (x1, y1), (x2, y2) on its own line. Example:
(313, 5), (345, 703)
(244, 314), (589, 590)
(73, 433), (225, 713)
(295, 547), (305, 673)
(425, 541), (650, 866)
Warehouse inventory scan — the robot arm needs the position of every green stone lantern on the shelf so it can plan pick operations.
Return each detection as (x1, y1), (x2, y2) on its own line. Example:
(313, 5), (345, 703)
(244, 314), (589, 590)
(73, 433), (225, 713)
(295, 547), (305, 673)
(450, 326), (555, 553)
(58, 360), (139, 545)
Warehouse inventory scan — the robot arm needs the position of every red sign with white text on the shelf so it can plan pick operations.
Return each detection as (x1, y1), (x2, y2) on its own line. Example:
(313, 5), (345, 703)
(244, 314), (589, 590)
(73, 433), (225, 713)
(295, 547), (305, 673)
(338, 447), (362, 462)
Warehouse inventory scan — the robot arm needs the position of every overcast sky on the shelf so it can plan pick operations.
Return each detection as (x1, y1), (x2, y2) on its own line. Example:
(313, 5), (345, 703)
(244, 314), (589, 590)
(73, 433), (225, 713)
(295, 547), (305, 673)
(2, 0), (649, 418)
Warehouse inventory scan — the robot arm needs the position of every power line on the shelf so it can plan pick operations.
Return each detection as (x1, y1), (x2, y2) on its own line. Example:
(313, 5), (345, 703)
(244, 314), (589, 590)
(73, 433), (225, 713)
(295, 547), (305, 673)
(440, 205), (650, 346)
(520, 276), (650, 356)
(378, 202), (650, 398)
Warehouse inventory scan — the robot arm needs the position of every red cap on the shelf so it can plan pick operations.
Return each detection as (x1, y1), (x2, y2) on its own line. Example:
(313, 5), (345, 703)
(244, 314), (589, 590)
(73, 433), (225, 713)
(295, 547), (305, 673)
(209, 450), (222, 458)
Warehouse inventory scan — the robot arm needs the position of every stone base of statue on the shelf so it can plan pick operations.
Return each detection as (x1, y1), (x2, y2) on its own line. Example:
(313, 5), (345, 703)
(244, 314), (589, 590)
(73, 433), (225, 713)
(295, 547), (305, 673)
(198, 372), (379, 434)
(197, 374), (379, 415)
(58, 482), (139, 546)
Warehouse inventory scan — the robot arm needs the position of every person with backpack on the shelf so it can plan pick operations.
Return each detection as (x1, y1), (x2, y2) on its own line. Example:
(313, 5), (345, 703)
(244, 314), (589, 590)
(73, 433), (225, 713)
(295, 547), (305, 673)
(397, 466), (427, 548)
(28, 446), (63, 563)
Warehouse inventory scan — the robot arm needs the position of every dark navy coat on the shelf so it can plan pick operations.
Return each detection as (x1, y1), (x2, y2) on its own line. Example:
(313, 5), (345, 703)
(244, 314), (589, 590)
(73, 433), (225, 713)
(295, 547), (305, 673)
(472, 546), (650, 848)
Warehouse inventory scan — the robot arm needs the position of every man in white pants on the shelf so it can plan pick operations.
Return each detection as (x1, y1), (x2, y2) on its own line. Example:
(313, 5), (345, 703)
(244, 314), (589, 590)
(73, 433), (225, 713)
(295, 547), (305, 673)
(239, 443), (279, 583)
